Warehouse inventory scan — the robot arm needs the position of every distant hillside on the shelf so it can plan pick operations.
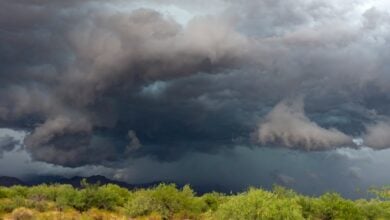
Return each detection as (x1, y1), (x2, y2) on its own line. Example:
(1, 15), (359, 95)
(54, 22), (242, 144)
(25, 175), (135, 188)
(0, 175), (233, 195)
(0, 175), (162, 189)
(0, 176), (25, 187)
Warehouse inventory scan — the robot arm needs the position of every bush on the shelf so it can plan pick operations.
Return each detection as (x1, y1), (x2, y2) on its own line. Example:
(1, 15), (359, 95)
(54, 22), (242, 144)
(315, 193), (365, 220)
(200, 192), (226, 211)
(125, 184), (204, 219)
(55, 184), (84, 210)
(0, 197), (27, 214)
(125, 189), (154, 217)
(215, 188), (304, 220)
(370, 186), (390, 200)
(2, 181), (390, 219)
(8, 186), (29, 199)
(354, 199), (390, 220)
(0, 187), (10, 199)
(94, 184), (130, 208)
(11, 207), (35, 220)
(78, 182), (128, 211)
(27, 184), (57, 202)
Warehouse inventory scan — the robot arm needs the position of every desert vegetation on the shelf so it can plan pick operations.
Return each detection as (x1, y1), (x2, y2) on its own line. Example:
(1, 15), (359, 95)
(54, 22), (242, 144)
(0, 180), (389, 219)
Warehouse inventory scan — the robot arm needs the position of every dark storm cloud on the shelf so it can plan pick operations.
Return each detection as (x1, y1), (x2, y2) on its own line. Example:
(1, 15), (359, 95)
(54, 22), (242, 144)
(0, 0), (251, 166)
(1, 0), (390, 167)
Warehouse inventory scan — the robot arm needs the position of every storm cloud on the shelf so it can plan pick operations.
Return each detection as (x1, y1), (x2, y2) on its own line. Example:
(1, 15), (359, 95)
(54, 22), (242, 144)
(0, 0), (251, 166)
(363, 120), (390, 149)
(1, 0), (390, 170)
(255, 98), (353, 150)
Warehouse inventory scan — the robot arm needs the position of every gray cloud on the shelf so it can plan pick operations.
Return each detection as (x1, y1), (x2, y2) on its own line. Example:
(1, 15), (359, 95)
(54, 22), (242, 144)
(0, 135), (19, 157)
(271, 171), (296, 187)
(126, 130), (142, 152)
(0, 0), (390, 169)
(363, 120), (390, 149)
(255, 98), (354, 150)
(60, 8), (249, 105)
(0, 0), (251, 166)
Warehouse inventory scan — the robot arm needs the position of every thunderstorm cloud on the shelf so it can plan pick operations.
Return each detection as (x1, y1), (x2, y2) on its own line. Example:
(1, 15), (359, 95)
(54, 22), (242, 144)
(1, 0), (390, 196)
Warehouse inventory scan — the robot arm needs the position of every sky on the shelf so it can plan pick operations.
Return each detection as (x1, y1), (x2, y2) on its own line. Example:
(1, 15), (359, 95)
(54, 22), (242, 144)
(1, 0), (390, 198)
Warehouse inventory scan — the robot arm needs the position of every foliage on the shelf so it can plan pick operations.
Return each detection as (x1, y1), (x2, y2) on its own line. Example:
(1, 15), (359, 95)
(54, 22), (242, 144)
(125, 184), (204, 219)
(11, 207), (35, 220)
(200, 192), (226, 212)
(215, 188), (304, 220)
(370, 186), (390, 200)
(1, 181), (390, 219)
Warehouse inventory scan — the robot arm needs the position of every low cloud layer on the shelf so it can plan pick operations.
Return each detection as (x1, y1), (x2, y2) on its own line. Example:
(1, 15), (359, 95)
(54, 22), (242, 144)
(363, 120), (390, 149)
(255, 99), (353, 150)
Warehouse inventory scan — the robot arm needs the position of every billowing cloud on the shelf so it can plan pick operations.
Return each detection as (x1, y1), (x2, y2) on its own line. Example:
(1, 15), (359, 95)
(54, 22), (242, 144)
(62, 8), (249, 104)
(255, 99), (353, 150)
(363, 120), (390, 149)
(0, 0), (251, 166)
(0, 0), (390, 170)
(23, 115), (96, 166)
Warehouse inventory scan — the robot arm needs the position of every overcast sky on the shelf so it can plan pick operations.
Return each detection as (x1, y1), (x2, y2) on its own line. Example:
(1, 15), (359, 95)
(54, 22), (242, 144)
(1, 0), (390, 197)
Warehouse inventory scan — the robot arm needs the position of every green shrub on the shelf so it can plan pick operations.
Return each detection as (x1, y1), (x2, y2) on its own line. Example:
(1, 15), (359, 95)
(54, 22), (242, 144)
(79, 184), (119, 211)
(370, 186), (390, 200)
(215, 188), (304, 220)
(52, 185), (79, 209)
(2, 181), (390, 219)
(125, 189), (154, 217)
(313, 193), (365, 220)
(125, 184), (204, 219)
(27, 184), (58, 202)
(8, 186), (29, 199)
(0, 187), (11, 199)
(200, 192), (226, 211)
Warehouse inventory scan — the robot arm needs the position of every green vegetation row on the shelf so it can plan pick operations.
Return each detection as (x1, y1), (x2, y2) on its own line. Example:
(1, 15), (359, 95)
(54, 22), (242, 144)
(1, 180), (390, 219)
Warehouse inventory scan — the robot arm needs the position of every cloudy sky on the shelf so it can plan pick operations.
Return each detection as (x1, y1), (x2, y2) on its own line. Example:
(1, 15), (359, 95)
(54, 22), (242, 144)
(1, 0), (390, 197)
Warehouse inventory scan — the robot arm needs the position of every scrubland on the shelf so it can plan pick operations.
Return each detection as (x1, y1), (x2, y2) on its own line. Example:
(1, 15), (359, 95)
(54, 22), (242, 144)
(1, 180), (390, 219)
